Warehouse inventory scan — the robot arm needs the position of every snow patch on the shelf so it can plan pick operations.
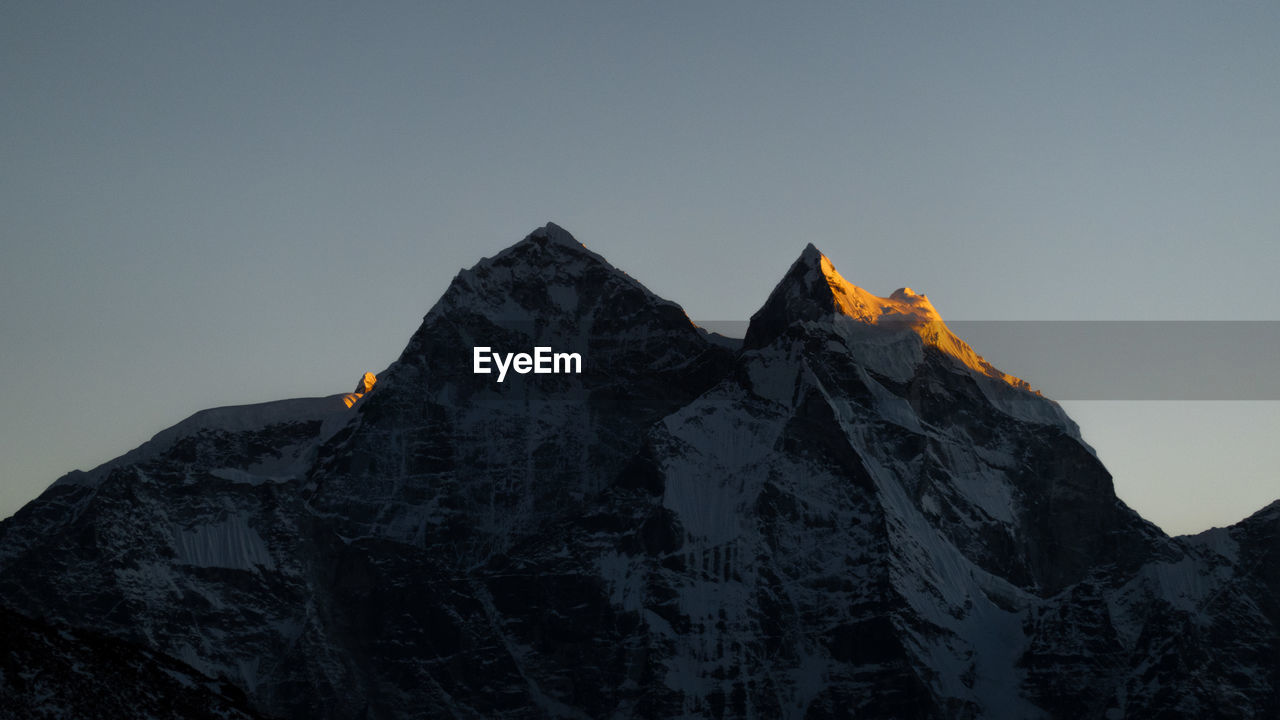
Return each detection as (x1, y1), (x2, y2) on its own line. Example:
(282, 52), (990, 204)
(171, 513), (275, 571)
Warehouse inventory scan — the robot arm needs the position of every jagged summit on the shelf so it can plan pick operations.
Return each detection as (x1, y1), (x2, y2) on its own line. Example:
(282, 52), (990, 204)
(523, 221), (581, 248)
(745, 244), (1031, 391)
(376, 223), (725, 404)
(413, 223), (688, 336)
(487, 221), (596, 264)
(751, 243), (943, 331)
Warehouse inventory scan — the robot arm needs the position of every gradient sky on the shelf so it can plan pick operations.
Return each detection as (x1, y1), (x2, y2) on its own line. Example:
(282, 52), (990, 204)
(2, 1), (1277, 534)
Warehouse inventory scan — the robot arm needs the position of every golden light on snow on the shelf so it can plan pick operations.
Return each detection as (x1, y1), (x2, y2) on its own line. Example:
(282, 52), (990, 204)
(817, 254), (1032, 392)
(342, 372), (378, 408)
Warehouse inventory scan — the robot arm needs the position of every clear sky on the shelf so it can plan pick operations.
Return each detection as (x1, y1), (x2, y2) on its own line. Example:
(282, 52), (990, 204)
(2, 1), (1277, 534)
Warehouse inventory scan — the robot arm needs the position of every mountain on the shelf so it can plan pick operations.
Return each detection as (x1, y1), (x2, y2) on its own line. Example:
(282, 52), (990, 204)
(1, 224), (1276, 719)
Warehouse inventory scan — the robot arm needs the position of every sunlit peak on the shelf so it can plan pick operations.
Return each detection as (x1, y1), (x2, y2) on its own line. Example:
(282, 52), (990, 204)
(342, 372), (378, 408)
(815, 251), (1031, 392)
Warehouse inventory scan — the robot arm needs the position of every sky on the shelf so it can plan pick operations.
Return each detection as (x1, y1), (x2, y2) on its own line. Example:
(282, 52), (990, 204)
(2, 1), (1277, 534)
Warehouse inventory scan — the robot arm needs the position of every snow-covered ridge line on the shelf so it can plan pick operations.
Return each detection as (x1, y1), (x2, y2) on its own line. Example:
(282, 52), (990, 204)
(806, 244), (1033, 392)
(52, 391), (362, 489)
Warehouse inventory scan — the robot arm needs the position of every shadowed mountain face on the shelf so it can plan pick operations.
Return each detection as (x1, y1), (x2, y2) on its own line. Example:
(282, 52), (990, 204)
(1, 224), (1276, 719)
(307, 223), (736, 555)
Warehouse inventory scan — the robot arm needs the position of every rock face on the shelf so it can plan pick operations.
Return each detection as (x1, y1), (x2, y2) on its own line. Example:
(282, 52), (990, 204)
(0, 224), (1276, 719)
(0, 605), (265, 720)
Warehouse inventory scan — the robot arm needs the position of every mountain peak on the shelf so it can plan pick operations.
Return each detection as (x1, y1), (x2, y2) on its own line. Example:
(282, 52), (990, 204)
(522, 221), (582, 249)
(746, 245), (1031, 391)
(441, 223), (664, 318)
(798, 242), (824, 264)
(745, 245), (934, 348)
(388, 223), (715, 388)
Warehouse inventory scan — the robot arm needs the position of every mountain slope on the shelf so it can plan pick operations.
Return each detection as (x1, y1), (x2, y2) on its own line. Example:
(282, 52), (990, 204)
(0, 391), (372, 716)
(0, 605), (266, 720)
(593, 245), (1168, 716)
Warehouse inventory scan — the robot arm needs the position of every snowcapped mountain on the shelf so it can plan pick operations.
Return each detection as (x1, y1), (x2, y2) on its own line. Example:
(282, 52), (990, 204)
(1, 224), (1276, 719)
